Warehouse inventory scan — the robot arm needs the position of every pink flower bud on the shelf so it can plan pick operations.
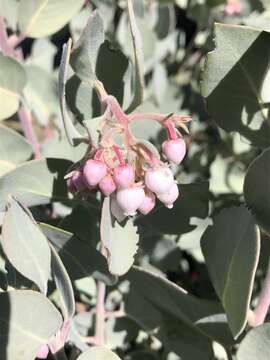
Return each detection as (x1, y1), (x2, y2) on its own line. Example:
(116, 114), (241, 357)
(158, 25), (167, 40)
(158, 182), (179, 209)
(145, 165), (174, 195)
(116, 184), (145, 216)
(36, 344), (49, 359)
(113, 164), (135, 188)
(99, 174), (116, 196)
(72, 170), (86, 191)
(83, 159), (107, 187)
(138, 191), (156, 215)
(162, 138), (186, 165)
(224, 1), (242, 15)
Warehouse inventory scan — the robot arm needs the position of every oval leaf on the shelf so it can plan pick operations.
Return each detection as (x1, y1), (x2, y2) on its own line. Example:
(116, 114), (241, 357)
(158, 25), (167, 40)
(70, 10), (104, 83)
(0, 124), (32, 163)
(236, 324), (270, 360)
(2, 197), (51, 294)
(201, 23), (270, 147)
(23, 65), (58, 126)
(126, 0), (144, 112)
(125, 266), (233, 358)
(59, 39), (86, 146)
(100, 198), (139, 276)
(18, 0), (84, 38)
(0, 290), (62, 360)
(50, 243), (75, 320)
(0, 158), (71, 211)
(77, 346), (121, 360)
(41, 223), (116, 285)
(0, 54), (26, 120)
(201, 206), (260, 338)
(244, 148), (270, 234)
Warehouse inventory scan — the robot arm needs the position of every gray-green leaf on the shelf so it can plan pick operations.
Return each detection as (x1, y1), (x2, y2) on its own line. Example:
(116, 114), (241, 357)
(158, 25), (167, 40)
(0, 158), (71, 211)
(0, 124), (32, 164)
(77, 346), (121, 360)
(236, 324), (270, 360)
(0, 54), (26, 120)
(18, 0), (84, 38)
(0, 290), (62, 360)
(50, 243), (75, 320)
(126, 0), (144, 113)
(125, 266), (233, 358)
(244, 148), (270, 234)
(201, 206), (260, 338)
(2, 197), (51, 294)
(101, 198), (139, 276)
(41, 223), (115, 285)
(201, 23), (270, 147)
(70, 11), (105, 84)
(59, 38), (87, 146)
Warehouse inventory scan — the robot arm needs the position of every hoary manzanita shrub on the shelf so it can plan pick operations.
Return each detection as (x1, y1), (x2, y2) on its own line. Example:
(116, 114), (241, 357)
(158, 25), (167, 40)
(65, 95), (190, 217)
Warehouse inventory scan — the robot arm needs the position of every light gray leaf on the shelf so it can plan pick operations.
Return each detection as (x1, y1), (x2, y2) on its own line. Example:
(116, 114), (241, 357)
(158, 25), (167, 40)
(50, 243), (75, 320)
(59, 38), (87, 146)
(100, 198), (139, 276)
(70, 11), (105, 83)
(0, 124), (32, 164)
(126, 0), (144, 113)
(201, 206), (260, 338)
(18, 0), (84, 38)
(0, 158), (71, 211)
(2, 197), (51, 294)
(0, 290), (62, 360)
(77, 346), (121, 360)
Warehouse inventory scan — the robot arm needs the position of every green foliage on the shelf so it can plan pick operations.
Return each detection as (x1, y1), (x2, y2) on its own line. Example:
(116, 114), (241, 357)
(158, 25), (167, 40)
(244, 148), (270, 234)
(0, 158), (70, 210)
(201, 23), (270, 147)
(125, 266), (233, 359)
(0, 54), (26, 120)
(18, 0), (84, 38)
(0, 124), (32, 164)
(2, 196), (51, 294)
(77, 346), (121, 360)
(236, 324), (270, 360)
(0, 290), (62, 360)
(201, 206), (260, 337)
(101, 198), (139, 276)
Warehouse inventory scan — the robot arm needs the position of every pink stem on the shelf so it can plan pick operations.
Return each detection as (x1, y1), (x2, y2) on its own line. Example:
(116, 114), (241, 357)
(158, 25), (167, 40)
(0, 16), (13, 56)
(113, 145), (125, 166)
(8, 33), (26, 48)
(248, 258), (270, 327)
(105, 96), (129, 127)
(128, 112), (191, 124)
(18, 106), (41, 159)
(95, 279), (106, 345)
(166, 122), (178, 140)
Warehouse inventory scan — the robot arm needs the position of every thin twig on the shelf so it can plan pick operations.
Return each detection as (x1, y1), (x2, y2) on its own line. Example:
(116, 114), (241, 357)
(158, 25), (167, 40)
(0, 15), (13, 56)
(18, 106), (41, 159)
(94, 278), (106, 345)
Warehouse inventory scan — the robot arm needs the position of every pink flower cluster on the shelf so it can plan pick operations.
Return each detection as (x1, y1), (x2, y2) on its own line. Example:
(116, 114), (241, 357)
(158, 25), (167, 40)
(65, 94), (190, 218)
(224, 0), (242, 15)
